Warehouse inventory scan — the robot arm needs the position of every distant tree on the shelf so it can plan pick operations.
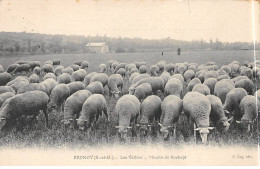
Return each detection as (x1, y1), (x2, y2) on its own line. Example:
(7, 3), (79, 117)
(14, 42), (20, 52)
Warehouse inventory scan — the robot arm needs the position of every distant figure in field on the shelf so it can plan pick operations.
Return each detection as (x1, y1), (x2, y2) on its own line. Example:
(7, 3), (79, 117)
(162, 52), (164, 56)
(177, 48), (181, 55)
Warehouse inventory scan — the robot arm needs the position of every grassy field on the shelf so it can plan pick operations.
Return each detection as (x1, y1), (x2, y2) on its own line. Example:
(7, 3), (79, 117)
(0, 50), (259, 149)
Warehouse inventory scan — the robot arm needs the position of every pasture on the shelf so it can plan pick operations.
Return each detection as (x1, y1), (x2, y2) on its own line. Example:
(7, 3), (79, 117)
(0, 50), (259, 149)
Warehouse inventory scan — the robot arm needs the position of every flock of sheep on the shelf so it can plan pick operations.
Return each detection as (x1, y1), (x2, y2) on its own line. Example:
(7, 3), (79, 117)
(0, 58), (259, 144)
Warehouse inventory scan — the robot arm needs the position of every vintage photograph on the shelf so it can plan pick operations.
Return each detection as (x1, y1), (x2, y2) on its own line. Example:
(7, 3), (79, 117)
(0, 0), (259, 166)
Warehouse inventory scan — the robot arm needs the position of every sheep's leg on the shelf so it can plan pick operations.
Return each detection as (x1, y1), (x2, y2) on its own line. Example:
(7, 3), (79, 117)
(43, 108), (49, 128)
(193, 123), (197, 144)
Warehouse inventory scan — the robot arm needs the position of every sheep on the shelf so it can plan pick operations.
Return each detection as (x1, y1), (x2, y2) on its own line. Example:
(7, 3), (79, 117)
(111, 61), (119, 70)
(192, 84), (210, 96)
(164, 78), (183, 97)
(29, 74), (40, 83)
(156, 61), (167, 72)
(137, 95), (162, 137)
(0, 65), (4, 73)
(84, 72), (98, 86)
(90, 73), (108, 87)
(134, 83), (153, 101)
(80, 61), (89, 70)
(236, 95), (260, 133)
(220, 79), (235, 86)
(86, 81), (104, 94)
(28, 61), (41, 70)
(125, 63), (136, 73)
(196, 70), (206, 83)
(203, 78), (217, 94)
(183, 92), (213, 144)
(40, 78), (58, 96)
(0, 91), (49, 130)
(223, 88), (248, 121)
(240, 67), (253, 79)
(160, 71), (171, 86)
(70, 64), (80, 71)
(33, 66), (41, 76)
(99, 64), (106, 73)
(129, 68), (139, 75)
(17, 83), (45, 94)
(170, 74), (185, 85)
(52, 59), (60, 66)
(54, 66), (64, 77)
(0, 86), (15, 95)
(42, 64), (54, 73)
(12, 64), (30, 74)
(6, 64), (18, 73)
(159, 95), (182, 140)
(62, 67), (74, 75)
(43, 73), (57, 81)
(204, 70), (219, 80)
(164, 63), (175, 74)
(217, 69), (228, 76)
(67, 81), (85, 95)
(220, 65), (231, 75)
(149, 65), (160, 76)
(57, 73), (72, 84)
(62, 90), (92, 129)
(234, 79), (254, 95)
(139, 65), (148, 74)
(116, 68), (126, 77)
(71, 69), (87, 82)
(129, 72), (140, 84)
(115, 94), (140, 140)
(230, 63), (240, 77)
(0, 72), (12, 86)
(131, 73), (150, 85)
(114, 63), (127, 73)
(214, 80), (235, 104)
(0, 92), (15, 107)
(129, 77), (164, 95)
(187, 78), (201, 92)
(106, 60), (117, 71)
(177, 64), (187, 75)
(207, 95), (231, 132)
(44, 60), (53, 65)
(47, 84), (70, 113)
(217, 74), (230, 81)
(183, 69), (195, 83)
(77, 94), (108, 131)
(108, 74), (123, 97)
(135, 62), (146, 69)
(73, 61), (83, 66)
(8, 79), (29, 93)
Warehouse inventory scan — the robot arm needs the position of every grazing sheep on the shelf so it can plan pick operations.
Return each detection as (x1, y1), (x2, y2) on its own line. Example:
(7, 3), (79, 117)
(67, 81), (85, 95)
(108, 74), (123, 97)
(214, 80), (235, 104)
(33, 66), (41, 76)
(217, 69), (228, 76)
(129, 77), (164, 95)
(187, 78), (201, 92)
(177, 64), (187, 75)
(62, 67), (74, 75)
(240, 67), (253, 79)
(12, 64), (30, 74)
(183, 92), (213, 144)
(114, 63), (127, 73)
(40, 78), (58, 96)
(223, 88), (248, 121)
(164, 78), (183, 97)
(0, 91), (15, 108)
(57, 73), (72, 84)
(131, 73), (150, 85)
(138, 95), (161, 137)
(234, 79), (254, 95)
(111, 61), (119, 70)
(6, 64), (19, 73)
(129, 68), (139, 75)
(8, 79), (29, 93)
(54, 66), (64, 77)
(29, 74), (40, 83)
(203, 78), (217, 94)
(77, 94), (108, 131)
(42, 64), (54, 73)
(232, 76), (249, 83)
(192, 84), (210, 96)
(6, 76), (28, 86)
(71, 69), (87, 82)
(139, 65), (148, 74)
(160, 71), (171, 86)
(0, 91), (49, 129)
(149, 65), (160, 76)
(129, 72), (140, 84)
(217, 74), (230, 81)
(106, 60), (117, 71)
(125, 63), (136, 73)
(83, 72), (98, 86)
(70, 64), (80, 71)
(204, 70), (218, 80)
(80, 61), (89, 70)
(48, 84), (70, 112)
(0, 72), (12, 86)
(44, 60), (53, 65)
(115, 94), (140, 140)
(86, 81), (104, 94)
(236, 95), (260, 133)
(73, 61), (83, 66)
(99, 64), (107, 73)
(135, 62), (146, 69)
(230, 63), (240, 76)
(159, 95), (182, 140)
(221, 65), (231, 75)
(43, 73), (57, 80)
(170, 74), (185, 85)
(90, 73), (108, 87)
(207, 95), (231, 132)
(164, 63), (175, 74)
(52, 59), (60, 66)
(116, 68), (126, 77)
(0, 86), (15, 95)
(134, 83), (153, 101)
(156, 61), (167, 72)
(62, 90), (92, 129)
(17, 83), (45, 94)
(183, 69), (195, 83)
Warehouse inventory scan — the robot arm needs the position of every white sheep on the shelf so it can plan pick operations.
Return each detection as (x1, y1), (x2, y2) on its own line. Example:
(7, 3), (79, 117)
(80, 61), (89, 70)
(164, 78), (183, 98)
(33, 66), (41, 76)
(48, 84), (70, 112)
(192, 84), (210, 96)
(17, 83), (45, 94)
(29, 74), (40, 83)
(54, 66), (64, 77)
(43, 73), (57, 81)
(170, 74), (185, 85)
(214, 80), (235, 104)
(86, 81), (104, 94)
(70, 64), (80, 71)
(67, 81), (85, 95)
(83, 72), (98, 86)
(90, 73), (108, 87)
(71, 69), (87, 82)
(187, 78), (201, 92)
(134, 83), (153, 101)
(149, 65), (160, 76)
(0, 72), (12, 86)
(42, 64), (54, 73)
(160, 71), (171, 87)
(139, 65), (148, 74)
(234, 79), (254, 95)
(62, 67), (74, 75)
(203, 78), (217, 94)
(0, 86), (15, 95)
(183, 69), (195, 83)
(108, 74), (123, 98)
(57, 73), (72, 84)
(99, 64), (107, 73)
(131, 73), (150, 85)
(0, 92), (15, 107)
(116, 68), (126, 77)
(40, 78), (58, 96)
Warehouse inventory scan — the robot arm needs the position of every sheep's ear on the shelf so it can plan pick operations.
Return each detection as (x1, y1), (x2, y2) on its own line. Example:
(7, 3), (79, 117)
(208, 127), (214, 130)
(194, 128), (200, 131)
(127, 126), (132, 129)
(76, 119), (79, 121)
(115, 126), (120, 128)
(147, 124), (151, 127)
(236, 120), (241, 124)
(158, 122), (162, 127)
(224, 110), (230, 114)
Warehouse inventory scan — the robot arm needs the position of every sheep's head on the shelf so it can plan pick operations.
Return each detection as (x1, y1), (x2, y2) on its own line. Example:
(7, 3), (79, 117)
(158, 123), (172, 140)
(136, 123), (151, 137)
(62, 118), (74, 129)
(76, 118), (88, 131)
(115, 125), (131, 140)
(195, 127), (214, 144)
(0, 118), (6, 130)
(111, 91), (121, 98)
(128, 87), (135, 95)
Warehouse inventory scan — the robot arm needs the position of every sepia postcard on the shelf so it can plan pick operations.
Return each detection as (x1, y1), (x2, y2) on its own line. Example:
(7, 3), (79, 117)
(0, 0), (259, 166)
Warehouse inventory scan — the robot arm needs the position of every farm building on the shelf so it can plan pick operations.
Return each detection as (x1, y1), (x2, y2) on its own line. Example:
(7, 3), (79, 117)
(86, 42), (109, 53)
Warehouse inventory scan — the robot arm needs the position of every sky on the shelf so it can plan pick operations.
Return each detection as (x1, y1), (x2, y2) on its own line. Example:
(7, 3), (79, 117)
(0, 0), (259, 42)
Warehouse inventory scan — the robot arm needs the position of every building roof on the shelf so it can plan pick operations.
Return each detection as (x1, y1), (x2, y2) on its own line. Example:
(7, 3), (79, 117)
(86, 42), (106, 47)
